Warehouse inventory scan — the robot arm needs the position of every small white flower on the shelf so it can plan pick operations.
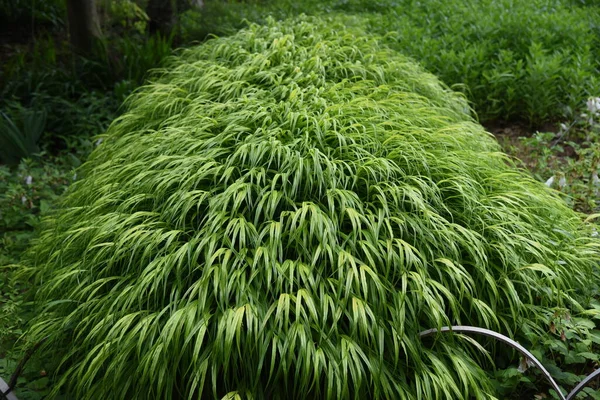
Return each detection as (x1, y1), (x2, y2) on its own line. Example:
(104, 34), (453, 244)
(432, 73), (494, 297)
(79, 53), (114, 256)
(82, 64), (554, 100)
(517, 357), (535, 373)
(559, 123), (568, 131)
(587, 97), (600, 116)
(545, 176), (555, 187)
(588, 97), (600, 114)
(25, 175), (32, 185)
(593, 172), (600, 186)
(558, 176), (567, 188)
(593, 228), (599, 237)
(21, 195), (27, 205)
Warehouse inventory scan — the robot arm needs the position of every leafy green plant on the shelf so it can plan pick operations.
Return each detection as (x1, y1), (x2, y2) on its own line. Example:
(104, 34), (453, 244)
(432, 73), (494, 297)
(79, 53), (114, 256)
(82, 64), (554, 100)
(367, 0), (600, 125)
(0, 107), (46, 165)
(0, 154), (76, 399)
(25, 16), (600, 399)
(104, 34), (173, 84)
(103, 0), (150, 34)
(499, 96), (600, 214)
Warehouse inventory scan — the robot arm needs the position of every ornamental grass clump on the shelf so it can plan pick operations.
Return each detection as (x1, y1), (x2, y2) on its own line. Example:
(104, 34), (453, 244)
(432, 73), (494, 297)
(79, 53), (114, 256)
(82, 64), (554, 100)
(28, 16), (599, 399)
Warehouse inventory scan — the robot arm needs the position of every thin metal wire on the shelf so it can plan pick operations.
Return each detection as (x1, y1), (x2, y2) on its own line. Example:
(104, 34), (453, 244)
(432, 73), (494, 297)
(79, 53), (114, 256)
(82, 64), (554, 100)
(0, 376), (19, 400)
(419, 325), (567, 400)
(566, 367), (600, 400)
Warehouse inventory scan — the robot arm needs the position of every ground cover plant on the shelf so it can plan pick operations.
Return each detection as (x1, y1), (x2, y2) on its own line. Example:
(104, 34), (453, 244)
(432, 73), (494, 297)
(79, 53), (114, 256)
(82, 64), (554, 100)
(0, 155), (77, 399)
(24, 16), (600, 399)
(496, 103), (600, 216)
(371, 0), (600, 126)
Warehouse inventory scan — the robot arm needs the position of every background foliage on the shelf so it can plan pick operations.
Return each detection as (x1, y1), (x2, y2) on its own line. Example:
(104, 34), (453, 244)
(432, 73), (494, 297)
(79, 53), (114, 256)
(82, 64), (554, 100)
(183, 0), (600, 126)
(2, 0), (600, 399)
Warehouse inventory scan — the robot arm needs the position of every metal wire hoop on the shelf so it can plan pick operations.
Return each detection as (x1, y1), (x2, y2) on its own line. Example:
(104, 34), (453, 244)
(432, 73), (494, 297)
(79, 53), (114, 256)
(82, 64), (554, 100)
(420, 325), (600, 400)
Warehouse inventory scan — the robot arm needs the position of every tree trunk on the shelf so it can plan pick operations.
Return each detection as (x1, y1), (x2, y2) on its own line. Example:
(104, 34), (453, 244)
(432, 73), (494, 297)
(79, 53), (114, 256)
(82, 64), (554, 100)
(147, 0), (176, 36)
(66, 0), (102, 54)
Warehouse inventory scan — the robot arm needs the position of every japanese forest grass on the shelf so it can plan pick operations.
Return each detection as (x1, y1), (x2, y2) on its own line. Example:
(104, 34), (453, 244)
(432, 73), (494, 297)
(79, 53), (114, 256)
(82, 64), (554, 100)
(27, 16), (599, 399)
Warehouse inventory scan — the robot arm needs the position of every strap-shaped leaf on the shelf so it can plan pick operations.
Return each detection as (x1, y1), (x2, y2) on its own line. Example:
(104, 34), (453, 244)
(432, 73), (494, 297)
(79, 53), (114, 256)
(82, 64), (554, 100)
(21, 109), (46, 152)
(0, 111), (29, 164)
(0, 109), (46, 164)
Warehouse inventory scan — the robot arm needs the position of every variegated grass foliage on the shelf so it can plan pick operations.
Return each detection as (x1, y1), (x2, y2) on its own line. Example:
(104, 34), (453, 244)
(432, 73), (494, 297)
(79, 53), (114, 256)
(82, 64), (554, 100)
(28, 16), (599, 399)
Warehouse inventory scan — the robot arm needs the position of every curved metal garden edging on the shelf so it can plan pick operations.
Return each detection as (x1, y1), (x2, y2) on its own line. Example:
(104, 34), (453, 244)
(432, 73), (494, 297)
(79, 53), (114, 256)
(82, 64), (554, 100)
(2, 328), (597, 400)
(0, 376), (18, 400)
(0, 339), (45, 400)
(419, 325), (600, 400)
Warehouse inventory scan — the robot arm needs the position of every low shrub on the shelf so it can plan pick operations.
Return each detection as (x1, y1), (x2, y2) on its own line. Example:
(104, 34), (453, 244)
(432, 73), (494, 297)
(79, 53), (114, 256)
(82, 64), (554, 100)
(372, 0), (600, 125)
(27, 16), (599, 399)
(0, 105), (46, 165)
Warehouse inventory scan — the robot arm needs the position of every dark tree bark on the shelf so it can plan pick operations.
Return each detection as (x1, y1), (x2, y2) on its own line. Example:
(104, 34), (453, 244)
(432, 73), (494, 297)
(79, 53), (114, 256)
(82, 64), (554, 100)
(147, 0), (176, 36)
(66, 0), (102, 54)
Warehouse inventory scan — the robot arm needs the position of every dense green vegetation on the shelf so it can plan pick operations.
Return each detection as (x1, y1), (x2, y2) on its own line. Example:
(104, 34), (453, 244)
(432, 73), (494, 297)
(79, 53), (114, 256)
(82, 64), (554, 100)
(190, 0), (600, 125)
(2, 0), (600, 399)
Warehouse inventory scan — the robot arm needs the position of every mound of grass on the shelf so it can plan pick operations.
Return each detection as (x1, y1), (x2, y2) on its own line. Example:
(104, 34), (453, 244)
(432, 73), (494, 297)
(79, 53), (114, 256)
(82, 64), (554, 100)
(27, 16), (599, 399)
